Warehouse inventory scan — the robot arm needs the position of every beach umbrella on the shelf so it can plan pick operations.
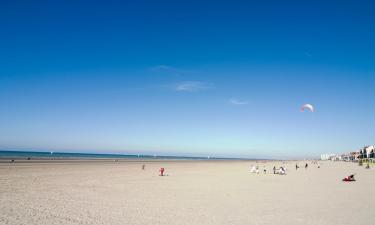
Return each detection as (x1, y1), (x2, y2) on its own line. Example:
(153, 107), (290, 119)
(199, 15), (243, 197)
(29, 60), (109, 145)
(300, 104), (314, 112)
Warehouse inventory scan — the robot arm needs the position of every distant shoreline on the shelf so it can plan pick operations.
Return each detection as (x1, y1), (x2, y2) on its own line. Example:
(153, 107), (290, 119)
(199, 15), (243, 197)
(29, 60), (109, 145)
(0, 158), (261, 164)
(0, 150), (273, 163)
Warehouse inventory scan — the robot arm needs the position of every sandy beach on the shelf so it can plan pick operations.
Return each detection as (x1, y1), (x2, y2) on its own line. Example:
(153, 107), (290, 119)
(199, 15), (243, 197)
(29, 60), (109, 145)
(0, 160), (374, 225)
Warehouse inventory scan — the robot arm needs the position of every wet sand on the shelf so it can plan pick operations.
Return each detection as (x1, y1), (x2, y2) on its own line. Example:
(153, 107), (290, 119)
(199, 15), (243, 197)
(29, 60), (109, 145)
(1, 160), (374, 225)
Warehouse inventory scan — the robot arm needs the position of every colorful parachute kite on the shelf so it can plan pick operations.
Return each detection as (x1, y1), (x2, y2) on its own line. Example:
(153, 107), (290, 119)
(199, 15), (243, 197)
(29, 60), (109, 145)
(301, 104), (314, 112)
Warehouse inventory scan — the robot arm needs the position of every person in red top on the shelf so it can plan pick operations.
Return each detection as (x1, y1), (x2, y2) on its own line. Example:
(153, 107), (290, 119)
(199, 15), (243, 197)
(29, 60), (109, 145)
(342, 174), (355, 182)
(159, 168), (165, 176)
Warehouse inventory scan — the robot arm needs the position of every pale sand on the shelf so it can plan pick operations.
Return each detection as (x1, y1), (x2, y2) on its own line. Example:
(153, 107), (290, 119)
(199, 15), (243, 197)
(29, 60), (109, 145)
(1, 160), (374, 225)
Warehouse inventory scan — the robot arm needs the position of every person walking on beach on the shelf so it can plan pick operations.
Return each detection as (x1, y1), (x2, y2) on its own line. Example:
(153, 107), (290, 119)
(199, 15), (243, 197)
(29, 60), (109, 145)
(159, 168), (165, 176)
(305, 163), (308, 169)
(295, 164), (299, 170)
(273, 166), (276, 174)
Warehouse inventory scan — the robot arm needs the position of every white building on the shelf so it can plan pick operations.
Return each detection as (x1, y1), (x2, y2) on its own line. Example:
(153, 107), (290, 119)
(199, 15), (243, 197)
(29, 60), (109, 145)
(320, 154), (336, 161)
(364, 145), (374, 158)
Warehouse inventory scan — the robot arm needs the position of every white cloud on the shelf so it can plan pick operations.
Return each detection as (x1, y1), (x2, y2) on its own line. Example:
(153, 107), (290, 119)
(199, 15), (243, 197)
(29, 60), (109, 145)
(175, 81), (213, 92)
(151, 65), (175, 71)
(150, 65), (186, 76)
(229, 98), (249, 105)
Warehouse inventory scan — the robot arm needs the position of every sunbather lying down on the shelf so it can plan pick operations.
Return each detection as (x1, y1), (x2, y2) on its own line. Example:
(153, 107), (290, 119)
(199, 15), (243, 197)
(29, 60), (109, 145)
(342, 174), (355, 182)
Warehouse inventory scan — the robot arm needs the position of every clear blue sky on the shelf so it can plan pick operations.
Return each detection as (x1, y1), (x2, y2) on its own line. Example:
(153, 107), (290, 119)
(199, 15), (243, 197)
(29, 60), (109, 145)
(1, 1), (374, 158)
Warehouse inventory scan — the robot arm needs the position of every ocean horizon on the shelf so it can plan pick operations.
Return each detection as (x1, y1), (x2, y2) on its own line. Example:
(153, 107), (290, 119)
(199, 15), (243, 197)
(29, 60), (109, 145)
(0, 150), (258, 161)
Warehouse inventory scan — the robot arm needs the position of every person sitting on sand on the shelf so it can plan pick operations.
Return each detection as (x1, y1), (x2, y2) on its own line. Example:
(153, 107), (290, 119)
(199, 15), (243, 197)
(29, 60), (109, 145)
(250, 165), (257, 173)
(342, 174), (355, 182)
(278, 167), (286, 175)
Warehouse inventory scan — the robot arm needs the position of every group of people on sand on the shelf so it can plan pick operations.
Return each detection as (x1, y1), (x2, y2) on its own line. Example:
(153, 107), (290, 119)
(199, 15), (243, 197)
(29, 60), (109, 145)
(273, 166), (286, 175)
(151, 161), (354, 182)
(250, 165), (287, 175)
(250, 165), (268, 174)
(295, 162), (310, 170)
(250, 161), (322, 175)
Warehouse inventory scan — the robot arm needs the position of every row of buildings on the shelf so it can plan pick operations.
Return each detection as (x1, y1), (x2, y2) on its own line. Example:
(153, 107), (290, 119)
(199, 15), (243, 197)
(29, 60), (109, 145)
(320, 145), (375, 161)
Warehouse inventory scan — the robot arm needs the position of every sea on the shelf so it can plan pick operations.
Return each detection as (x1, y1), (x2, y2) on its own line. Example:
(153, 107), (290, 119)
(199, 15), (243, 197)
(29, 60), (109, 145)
(0, 150), (232, 160)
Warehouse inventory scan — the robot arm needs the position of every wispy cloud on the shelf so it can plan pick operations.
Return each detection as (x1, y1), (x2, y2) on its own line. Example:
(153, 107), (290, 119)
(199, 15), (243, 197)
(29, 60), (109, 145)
(151, 65), (177, 72)
(150, 65), (190, 76)
(174, 81), (214, 92)
(149, 66), (212, 92)
(229, 98), (249, 105)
